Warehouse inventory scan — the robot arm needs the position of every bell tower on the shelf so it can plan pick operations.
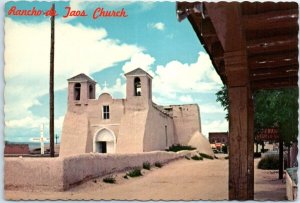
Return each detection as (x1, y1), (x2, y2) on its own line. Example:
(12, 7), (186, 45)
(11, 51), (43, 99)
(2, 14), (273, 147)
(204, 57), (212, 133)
(124, 68), (152, 108)
(67, 73), (96, 106)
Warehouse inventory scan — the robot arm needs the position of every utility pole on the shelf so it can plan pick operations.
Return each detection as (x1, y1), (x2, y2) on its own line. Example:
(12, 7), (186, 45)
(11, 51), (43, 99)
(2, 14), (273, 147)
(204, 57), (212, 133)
(50, 3), (55, 157)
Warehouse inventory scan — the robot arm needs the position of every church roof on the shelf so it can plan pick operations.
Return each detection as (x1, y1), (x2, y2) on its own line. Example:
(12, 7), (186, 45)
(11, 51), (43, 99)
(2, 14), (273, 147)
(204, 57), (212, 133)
(67, 73), (96, 83)
(124, 68), (153, 78)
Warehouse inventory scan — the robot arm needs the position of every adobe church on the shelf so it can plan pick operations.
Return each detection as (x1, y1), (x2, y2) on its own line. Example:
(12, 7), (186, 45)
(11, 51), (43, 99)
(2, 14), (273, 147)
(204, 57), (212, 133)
(60, 68), (213, 156)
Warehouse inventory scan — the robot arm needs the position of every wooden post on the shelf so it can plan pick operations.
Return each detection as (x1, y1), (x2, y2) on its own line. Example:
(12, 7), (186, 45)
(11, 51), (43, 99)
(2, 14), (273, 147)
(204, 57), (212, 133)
(204, 3), (254, 199)
(224, 50), (254, 200)
(50, 3), (55, 157)
(228, 86), (253, 200)
(279, 134), (283, 179)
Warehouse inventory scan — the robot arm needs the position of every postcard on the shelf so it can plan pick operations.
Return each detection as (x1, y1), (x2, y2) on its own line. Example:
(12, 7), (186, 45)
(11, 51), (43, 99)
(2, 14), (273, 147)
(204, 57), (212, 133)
(3, 1), (298, 201)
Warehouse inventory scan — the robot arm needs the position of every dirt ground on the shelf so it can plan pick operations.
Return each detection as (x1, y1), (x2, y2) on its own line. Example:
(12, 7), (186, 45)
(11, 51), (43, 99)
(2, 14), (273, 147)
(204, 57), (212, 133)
(5, 156), (287, 201)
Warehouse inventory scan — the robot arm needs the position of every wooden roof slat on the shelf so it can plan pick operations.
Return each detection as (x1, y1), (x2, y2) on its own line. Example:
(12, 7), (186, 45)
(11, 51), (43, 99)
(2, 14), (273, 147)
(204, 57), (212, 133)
(243, 9), (298, 31)
(252, 76), (298, 90)
(247, 35), (298, 56)
(249, 51), (298, 70)
(250, 64), (298, 75)
(241, 2), (298, 15)
(250, 70), (297, 81)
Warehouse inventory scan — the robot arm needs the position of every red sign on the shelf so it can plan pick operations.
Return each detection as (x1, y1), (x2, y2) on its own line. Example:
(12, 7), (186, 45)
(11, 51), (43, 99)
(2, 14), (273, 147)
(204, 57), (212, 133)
(256, 128), (279, 141)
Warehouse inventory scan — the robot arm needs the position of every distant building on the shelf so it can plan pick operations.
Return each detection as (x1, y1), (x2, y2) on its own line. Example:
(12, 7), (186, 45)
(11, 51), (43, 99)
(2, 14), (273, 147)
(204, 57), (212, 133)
(4, 143), (30, 154)
(209, 132), (228, 145)
(60, 68), (213, 156)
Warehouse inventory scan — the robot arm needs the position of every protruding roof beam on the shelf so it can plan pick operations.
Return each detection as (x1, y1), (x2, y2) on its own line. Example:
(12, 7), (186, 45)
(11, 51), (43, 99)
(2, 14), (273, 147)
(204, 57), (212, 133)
(247, 35), (298, 55)
(243, 9), (298, 31)
(249, 51), (298, 69)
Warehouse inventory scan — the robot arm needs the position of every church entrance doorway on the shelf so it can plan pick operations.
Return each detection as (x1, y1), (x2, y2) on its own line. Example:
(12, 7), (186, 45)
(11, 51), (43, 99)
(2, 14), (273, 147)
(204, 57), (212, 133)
(93, 128), (116, 153)
(97, 141), (107, 153)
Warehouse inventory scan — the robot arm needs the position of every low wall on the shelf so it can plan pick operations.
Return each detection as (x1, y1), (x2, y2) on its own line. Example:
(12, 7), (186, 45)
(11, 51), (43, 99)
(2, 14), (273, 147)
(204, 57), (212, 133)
(4, 157), (64, 191)
(5, 150), (193, 191)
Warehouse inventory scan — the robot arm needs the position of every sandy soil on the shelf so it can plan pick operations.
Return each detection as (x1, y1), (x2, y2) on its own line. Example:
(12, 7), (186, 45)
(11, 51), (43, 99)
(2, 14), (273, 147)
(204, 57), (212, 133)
(5, 157), (286, 201)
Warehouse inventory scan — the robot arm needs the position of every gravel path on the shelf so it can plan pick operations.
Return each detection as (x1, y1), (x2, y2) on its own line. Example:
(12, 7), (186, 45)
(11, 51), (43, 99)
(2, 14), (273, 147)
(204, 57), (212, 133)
(5, 157), (286, 201)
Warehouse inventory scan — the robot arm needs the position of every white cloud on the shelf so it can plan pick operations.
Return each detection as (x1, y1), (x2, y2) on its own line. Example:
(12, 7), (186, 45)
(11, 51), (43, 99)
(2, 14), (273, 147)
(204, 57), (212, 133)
(200, 104), (226, 114)
(4, 18), (142, 130)
(5, 115), (48, 129)
(122, 52), (155, 76)
(153, 52), (222, 99)
(101, 78), (126, 98)
(148, 22), (165, 31)
(118, 51), (222, 105)
(201, 120), (228, 138)
(179, 95), (194, 103)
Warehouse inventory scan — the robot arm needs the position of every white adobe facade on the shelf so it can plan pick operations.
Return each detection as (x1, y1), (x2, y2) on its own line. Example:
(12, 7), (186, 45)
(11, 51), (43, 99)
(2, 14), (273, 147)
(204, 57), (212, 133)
(60, 68), (213, 156)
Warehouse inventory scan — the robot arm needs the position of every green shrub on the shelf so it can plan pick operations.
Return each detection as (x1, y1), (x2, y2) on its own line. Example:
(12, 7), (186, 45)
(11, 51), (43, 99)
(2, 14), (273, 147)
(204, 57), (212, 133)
(166, 144), (196, 152)
(143, 161), (151, 170)
(222, 145), (228, 153)
(199, 153), (214, 159)
(103, 175), (116, 184)
(258, 156), (279, 170)
(191, 155), (203, 160)
(154, 161), (162, 168)
(126, 168), (142, 177)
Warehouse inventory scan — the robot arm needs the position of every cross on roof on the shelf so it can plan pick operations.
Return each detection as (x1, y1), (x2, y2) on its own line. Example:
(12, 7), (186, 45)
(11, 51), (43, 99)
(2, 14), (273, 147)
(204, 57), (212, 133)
(102, 81), (108, 92)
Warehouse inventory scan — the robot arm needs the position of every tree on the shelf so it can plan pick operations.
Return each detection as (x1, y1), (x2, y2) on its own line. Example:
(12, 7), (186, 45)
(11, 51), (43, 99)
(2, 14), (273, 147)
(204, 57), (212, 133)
(216, 86), (298, 178)
(216, 85), (298, 145)
(216, 85), (229, 121)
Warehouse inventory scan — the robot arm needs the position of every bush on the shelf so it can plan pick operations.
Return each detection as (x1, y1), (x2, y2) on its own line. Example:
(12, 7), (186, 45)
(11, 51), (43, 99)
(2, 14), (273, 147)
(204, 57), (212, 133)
(222, 145), (228, 153)
(258, 156), (279, 170)
(103, 175), (116, 184)
(166, 144), (196, 152)
(199, 153), (214, 160)
(154, 161), (162, 168)
(126, 168), (142, 177)
(143, 161), (151, 170)
(191, 155), (203, 161)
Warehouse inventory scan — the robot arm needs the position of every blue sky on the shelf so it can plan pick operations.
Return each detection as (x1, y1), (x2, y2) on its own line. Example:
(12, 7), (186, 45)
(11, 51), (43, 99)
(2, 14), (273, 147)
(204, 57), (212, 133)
(4, 1), (228, 143)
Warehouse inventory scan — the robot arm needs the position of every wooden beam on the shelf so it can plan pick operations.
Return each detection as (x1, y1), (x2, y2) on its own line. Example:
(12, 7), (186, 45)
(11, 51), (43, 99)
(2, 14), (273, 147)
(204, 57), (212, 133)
(250, 69), (297, 81)
(249, 51), (298, 70)
(250, 65), (298, 75)
(247, 35), (298, 56)
(252, 76), (298, 90)
(243, 9), (298, 31)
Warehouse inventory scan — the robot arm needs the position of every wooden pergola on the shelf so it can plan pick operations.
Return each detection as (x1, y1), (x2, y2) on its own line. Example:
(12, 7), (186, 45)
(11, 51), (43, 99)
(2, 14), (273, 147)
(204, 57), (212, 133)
(176, 2), (298, 200)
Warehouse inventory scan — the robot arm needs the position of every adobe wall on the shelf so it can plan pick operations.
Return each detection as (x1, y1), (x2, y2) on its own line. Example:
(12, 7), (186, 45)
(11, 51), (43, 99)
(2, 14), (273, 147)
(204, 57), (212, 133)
(4, 157), (64, 191)
(171, 104), (202, 145)
(117, 109), (148, 153)
(5, 151), (194, 191)
(86, 94), (125, 152)
(59, 112), (89, 157)
(143, 105), (175, 151)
